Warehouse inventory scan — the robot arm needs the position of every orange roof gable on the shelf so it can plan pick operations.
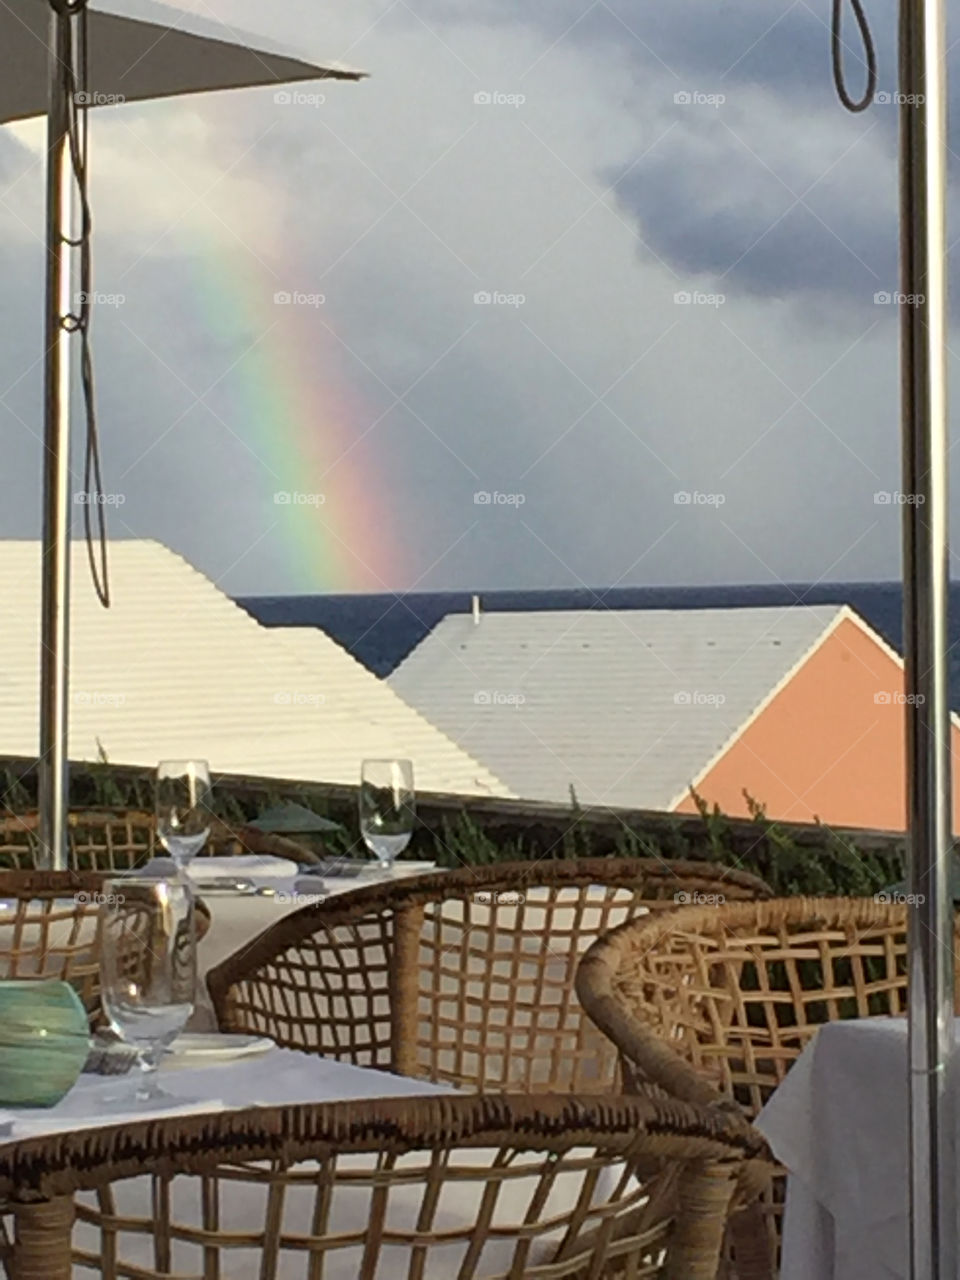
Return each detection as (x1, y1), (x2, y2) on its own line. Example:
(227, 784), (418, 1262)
(674, 613), (960, 832)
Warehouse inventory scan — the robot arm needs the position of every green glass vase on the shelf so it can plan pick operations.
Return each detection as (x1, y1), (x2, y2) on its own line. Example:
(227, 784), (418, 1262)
(0, 979), (91, 1107)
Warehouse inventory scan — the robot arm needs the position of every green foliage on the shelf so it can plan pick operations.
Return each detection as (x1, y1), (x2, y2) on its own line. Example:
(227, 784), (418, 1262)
(431, 812), (524, 869)
(0, 758), (907, 897)
(682, 789), (904, 897)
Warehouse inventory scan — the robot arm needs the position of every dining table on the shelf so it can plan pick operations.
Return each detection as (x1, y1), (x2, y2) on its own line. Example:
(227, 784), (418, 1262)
(755, 1017), (960, 1280)
(1, 1042), (456, 1278)
(0, 1037), (614, 1279)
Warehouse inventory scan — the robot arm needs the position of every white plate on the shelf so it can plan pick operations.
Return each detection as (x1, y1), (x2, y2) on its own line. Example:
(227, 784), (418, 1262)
(167, 1033), (274, 1061)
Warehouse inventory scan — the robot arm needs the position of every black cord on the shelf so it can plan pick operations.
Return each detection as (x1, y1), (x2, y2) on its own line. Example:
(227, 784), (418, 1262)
(55, 0), (110, 607)
(831, 0), (877, 112)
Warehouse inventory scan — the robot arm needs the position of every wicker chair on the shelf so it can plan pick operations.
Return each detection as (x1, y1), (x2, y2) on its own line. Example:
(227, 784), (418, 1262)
(0, 869), (211, 1028)
(0, 808), (318, 871)
(208, 857), (771, 1094)
(0, 1091), (770, 1280)
(574, 896), (960, 1277)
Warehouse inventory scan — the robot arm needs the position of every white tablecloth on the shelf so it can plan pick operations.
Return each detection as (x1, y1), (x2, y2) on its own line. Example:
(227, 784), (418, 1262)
(2, 1048), (615, 1279)
(756, 1018), (960, 1280)
(0, 1045), (449, 1144)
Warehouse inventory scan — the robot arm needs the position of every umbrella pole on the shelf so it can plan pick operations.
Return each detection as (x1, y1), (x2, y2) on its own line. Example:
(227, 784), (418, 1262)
(900, 0), (955, 1275)
(38, 6), (74, 871)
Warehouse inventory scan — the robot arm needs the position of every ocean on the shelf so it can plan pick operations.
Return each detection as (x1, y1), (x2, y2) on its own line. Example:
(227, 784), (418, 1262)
(239, 581), (960, 709)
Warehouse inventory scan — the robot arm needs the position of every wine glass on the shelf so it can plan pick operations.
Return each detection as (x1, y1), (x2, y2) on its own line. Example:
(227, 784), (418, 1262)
(99, 878), (196, 1103)
(359, 759), (415, 874)
(155, 759), (212, 873)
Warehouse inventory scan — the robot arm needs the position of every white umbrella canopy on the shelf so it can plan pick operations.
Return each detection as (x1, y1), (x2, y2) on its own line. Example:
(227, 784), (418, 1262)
(1, 0), (364, 124)
(0, 0), (365, 869)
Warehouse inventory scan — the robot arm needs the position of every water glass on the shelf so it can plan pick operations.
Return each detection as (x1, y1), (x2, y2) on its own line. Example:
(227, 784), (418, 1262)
(156, 759), (212, 871)
(99, 878), (196, 1102)
(359, 759), (415, 872)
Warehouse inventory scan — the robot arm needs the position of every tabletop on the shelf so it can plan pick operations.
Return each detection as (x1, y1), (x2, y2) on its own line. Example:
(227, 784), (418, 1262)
(0, 1044), (615, 1280)
(0, 1044), (451, 1148)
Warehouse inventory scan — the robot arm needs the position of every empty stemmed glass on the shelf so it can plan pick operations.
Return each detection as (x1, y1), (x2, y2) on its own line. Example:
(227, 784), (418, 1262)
(359, 759), (415, 874)
(99, 878), (196, 1104)
(155, 759), (212, 875)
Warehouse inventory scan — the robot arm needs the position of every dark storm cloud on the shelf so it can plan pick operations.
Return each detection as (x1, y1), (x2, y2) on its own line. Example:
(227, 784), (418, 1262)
(606, 114), (897, 305)
(402, 0), (960, 311)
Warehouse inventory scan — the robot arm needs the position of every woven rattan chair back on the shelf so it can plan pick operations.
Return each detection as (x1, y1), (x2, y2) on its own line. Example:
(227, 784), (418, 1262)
(0, 869), (211, 1030)
(209, 857), (771, 1094)
(0, 1091), (769, 1280)
(576, 896), (950, 1118)
(575, 896), (960, 1277)
(0, 870), (108, 1022)
(0, 808), (318, 871)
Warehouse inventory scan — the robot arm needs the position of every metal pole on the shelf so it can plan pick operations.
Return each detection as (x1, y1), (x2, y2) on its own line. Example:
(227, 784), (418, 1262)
(38, 7), (74, 871)
(900, 0), (954, 1275)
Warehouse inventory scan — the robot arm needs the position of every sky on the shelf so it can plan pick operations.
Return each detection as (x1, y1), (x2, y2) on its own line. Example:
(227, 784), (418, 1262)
(0, 0), (952, 597)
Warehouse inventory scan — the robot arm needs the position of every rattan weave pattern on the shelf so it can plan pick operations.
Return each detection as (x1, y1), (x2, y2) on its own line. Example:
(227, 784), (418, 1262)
(208, 858), (771, 1094)
(575, 896), (960, 1276)
(0, 871), (107, 1020)
(0, 1092), (768, 1280)
(0, 809), (318, 872)
(0, 869), (210, 1028)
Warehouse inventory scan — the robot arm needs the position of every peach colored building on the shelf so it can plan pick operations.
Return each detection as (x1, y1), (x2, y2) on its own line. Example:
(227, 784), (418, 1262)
(673, 607), (960, 832)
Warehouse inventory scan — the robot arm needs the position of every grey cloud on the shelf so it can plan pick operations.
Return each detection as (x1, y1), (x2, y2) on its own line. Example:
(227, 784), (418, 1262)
(606, 116), (897, 306)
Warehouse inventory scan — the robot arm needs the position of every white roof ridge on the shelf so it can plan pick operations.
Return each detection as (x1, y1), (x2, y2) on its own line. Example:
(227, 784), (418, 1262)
(271, 627), (514, 796)
(837, 604), (960, 733)
(391, 604), (849, 699)
(0, 540), (514, 797)
(664, 603), (871, 810)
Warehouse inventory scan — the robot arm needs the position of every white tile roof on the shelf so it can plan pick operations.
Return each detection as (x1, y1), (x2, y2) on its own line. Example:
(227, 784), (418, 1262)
(0, 541), (511, 797)
(389, 605), (848, 810)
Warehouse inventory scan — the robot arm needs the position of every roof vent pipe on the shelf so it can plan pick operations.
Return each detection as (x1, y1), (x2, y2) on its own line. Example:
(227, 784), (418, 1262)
(472, 594), (481, 625)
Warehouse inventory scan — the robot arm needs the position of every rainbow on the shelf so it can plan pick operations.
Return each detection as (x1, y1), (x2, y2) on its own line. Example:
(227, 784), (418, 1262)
(182, 114), (401, 592)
